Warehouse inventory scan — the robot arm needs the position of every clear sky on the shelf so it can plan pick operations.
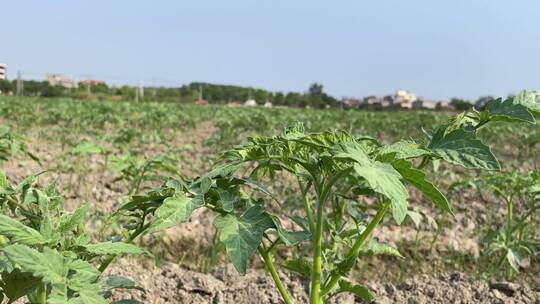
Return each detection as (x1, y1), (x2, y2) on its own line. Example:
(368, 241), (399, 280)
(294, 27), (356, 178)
(2, 0), (539, 100)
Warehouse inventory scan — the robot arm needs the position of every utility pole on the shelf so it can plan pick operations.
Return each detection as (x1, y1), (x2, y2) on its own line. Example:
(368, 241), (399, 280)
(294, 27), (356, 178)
(135, 83), (139, 102)
(16, 71), (23, 96)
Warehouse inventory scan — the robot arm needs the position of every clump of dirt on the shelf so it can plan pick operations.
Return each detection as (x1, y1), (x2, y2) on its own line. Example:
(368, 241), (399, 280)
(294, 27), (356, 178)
(370, 272), (539, 304)
(107, 259), (539, 304)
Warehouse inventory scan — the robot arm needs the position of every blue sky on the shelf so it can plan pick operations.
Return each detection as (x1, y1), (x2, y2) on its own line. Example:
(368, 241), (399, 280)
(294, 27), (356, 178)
(2, 0), (539, 100)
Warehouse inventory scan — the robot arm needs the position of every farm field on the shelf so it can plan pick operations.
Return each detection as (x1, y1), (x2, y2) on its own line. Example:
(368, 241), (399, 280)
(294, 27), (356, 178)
(1, 95), (539, 303)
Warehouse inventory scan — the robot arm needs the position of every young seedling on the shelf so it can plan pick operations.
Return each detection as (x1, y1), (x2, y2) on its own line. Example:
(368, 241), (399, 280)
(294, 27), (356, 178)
(0, 171), (148, 304)
(0, 128), (40, 165)
(472, 169), (540, 280)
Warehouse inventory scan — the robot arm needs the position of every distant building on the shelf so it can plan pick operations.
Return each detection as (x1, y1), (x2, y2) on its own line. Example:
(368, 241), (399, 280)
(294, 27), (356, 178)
(79, 79), (106, 86)
(394, 89), (417, 109)
(0, 63), (6, 80)
(413, 99), (437, 110)
(244, 99), (257, 107)
(227, 101), (243, 107)
(46, 74), (77, 89)
(263, 101), (273, 108)
(342, 98), (361, 109)
(195, 98), (208, 105)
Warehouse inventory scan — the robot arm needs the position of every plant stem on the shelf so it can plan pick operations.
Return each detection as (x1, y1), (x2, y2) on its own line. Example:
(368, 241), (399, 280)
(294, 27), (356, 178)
(310, 194), (326, 304)
(309, 168), (353, 304)
(258, 246), (294, 304)
(38, 282), (47, 304)
(321, 201), (390, 295)
(505, 196), (513, 245)
(299, 179), (315, 234)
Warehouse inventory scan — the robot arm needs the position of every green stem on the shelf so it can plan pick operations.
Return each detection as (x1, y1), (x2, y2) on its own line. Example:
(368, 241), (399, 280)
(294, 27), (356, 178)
(309, 168), (353, 304)
(299, 179), (315, 235)
(321, 201), (390, 295)
(38, 282), (47, 304)
(258, 247), (294, 304)
(310, 194), (326, 304)
(505, 196), (513, 245)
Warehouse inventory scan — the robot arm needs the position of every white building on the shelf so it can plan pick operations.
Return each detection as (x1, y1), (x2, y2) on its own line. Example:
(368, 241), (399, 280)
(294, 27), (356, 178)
(0, 63), (7, 80)
(244, 99), (257, 107)
(394, 89), (417, 109)
(46, 74), (77, 89)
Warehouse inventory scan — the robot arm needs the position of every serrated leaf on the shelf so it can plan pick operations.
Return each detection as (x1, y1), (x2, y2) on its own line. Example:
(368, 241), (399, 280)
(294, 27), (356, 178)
(214, 206), (271, 275)
(3, 245), (66, 284)
(83, 242), (149, 256)
(147, 193), (198, 233)
(334, 142), (409, 224)
(3, 245), (107, 303)
(269, 216), (310, 246)
(281, 258), (311, 277)
(0, 269), (41, 303)
(428, 128), (500, 170)
(353, 163), (408, 224)
(102, 275), (145, 298)
(360, 239), (403, 258)
(484, 98), (535, 124)
(513, 90), (540, 114)
(60, 203), (90, 233)
(378, 140), (431, 160)
(0, 214), (46, 245)
(392, 159), (452, 214)
(337, 280), (374, 302)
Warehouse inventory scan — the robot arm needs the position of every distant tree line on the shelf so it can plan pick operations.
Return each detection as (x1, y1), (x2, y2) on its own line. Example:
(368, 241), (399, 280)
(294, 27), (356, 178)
(449, 96), (496, 111)
(0, 79), (339, 109)
(0, 78), (506, 111)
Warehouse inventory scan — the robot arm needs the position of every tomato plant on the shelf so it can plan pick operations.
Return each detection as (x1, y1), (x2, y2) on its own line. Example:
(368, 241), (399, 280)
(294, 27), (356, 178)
(114, 92), (539, 303)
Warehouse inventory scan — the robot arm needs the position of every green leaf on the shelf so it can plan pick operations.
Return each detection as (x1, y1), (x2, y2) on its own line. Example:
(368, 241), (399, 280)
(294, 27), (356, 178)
(334, 142), (409, 224)
(3, 245), (66, 284)
(147, 193), (199, 233)
(353, 163), (408, 224)
(406, 210), (423, 228)
(428, 128), (500, 170)
(506, 248), (521, 272)
(392, 159), (453, 214)
(378, 140), (431, 160)
(512, 90), (540, 114)
(337, 280), (374, 302)
(102, 275), (145, 298)
(0, 269), (41, 303)
(281, 258), (311, 277)
(60, 203), (90, 233)
(83, 242), (149, 256)
(3, 245), (107, 303)
(0, 171), (8, 188)
(269, 216), (310, 246)
(214, 206), (271, 275)
(360, 239), (403, 258)
(0, 214), (46, 245)
(484, 98), (535, 124)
